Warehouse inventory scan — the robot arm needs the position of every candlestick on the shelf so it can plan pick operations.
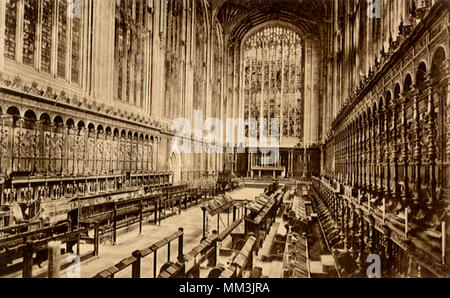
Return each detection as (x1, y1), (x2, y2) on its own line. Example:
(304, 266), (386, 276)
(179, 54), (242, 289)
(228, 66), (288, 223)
(442, 221), (446, 265)
(368, 196), (371, 213)
(382, 199), (385, 223)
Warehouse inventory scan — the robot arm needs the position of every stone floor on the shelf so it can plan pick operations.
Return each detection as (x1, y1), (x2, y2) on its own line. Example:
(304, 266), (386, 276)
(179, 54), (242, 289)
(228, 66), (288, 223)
(62, 205), (205, 278)
(64, 187), (266, 278)
(8, 187), (273, 278)
(228, 187), (266, 202)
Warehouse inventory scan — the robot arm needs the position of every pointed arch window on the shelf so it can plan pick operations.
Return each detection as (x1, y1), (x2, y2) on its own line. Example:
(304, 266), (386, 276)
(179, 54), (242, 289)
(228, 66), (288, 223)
(164, 0), (183, 118)
(41, 0), (54, 74)
(4, 0), (18, 60)
(193, 1), (207, 117)
(114, 0), (150, 108)
(3, 0), (83, 85)
(242, 26), (305, 140)
(22, 0), (38, 66)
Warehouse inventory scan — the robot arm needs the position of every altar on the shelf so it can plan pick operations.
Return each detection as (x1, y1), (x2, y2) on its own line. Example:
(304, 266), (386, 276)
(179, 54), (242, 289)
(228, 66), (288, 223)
(250, 166), (286, 179)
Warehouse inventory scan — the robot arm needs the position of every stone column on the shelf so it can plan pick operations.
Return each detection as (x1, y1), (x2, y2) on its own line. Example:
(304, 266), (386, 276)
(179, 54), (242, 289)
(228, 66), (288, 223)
(310, 40), (320, 143)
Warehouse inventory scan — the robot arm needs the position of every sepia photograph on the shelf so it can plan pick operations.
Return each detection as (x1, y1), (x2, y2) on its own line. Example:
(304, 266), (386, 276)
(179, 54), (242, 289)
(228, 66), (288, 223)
(0, 0), (449, 285)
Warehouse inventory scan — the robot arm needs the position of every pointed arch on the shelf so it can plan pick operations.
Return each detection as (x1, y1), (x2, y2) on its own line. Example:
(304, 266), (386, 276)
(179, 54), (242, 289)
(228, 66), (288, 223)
(168, 150), (182, 184)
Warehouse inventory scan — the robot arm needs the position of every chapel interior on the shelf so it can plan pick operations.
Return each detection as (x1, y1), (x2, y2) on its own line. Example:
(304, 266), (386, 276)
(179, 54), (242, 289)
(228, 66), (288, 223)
(0, 0), (449, 278)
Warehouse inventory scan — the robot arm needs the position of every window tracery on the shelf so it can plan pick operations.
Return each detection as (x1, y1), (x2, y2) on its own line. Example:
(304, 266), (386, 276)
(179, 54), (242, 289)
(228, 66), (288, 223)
(164, 0), (183, 118)
(3, 0), (83, 84)
(243, 26), (304, 139)
(115, 0), (148, 107)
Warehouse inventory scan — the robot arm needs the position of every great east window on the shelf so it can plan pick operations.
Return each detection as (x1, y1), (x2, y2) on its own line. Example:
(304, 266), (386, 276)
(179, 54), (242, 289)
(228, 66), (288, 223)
(242, 26), (305, 140)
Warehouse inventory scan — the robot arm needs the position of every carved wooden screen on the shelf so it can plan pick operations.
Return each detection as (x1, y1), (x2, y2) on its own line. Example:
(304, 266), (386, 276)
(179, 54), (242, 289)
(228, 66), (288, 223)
(243, 26), (304, 140)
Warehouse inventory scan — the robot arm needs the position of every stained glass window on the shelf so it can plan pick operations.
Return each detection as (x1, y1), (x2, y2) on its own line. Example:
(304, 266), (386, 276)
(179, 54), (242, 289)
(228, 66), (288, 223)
(71, 17), (81, 83)
(4, 0), (83, 83)
(212, 28), (223, 119)
(115, 18), (125, 100)
(115, 0), (148, 107)
(164, 0), (183, 117)
(126, 28), (131, 101)
(4, 0), (17, 60)
(243, 26), (304, 140)
(41, 0), (54, 73)
(22, 0), (38, 66)
(57, 0), (68, 78)
(193, 1), (206, 115)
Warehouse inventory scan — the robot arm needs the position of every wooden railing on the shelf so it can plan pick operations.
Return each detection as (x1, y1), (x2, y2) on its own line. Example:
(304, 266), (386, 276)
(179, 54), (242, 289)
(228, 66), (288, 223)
(0, 222), (69, 249)
(93, 228), (184, 278)
(0, 223), (99, 278)
(0, 221), (44, 237)
(82, 187), (211, 246)
(158, 218), (247, 278)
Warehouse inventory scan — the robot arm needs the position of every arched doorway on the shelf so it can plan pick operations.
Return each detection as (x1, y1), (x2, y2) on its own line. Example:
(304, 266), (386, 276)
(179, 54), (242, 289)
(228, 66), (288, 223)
(168, 152), (182, 184)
